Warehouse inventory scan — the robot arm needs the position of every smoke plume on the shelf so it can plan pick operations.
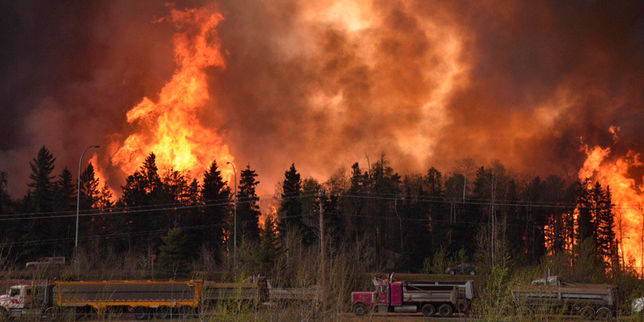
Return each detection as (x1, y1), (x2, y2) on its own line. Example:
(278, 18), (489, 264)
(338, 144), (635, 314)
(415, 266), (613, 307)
(1, 0), (643, 197)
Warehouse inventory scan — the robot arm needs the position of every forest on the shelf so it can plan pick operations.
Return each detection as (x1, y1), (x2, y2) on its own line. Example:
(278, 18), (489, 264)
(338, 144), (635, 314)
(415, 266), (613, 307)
(0, 145), (627, 282)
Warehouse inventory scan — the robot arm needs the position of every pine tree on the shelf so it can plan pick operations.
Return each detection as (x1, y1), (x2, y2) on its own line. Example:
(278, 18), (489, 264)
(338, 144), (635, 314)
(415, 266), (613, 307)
(344, 163), (369, 240)
(369, 155), (401, 259)
(121, 153), (167, 249)
(79, 163), (100, 210)
(278, 164), (304, 241)
(26, 146), (56, 257)
(597, 186), (619, 269)
(576, 179), (595, 247)
(199, 161), (231, 261)
(156, 227), (190, 279)
(55, 168), (76, 211)
(259, 216), (279, 273)
(28, 146), (56, 212)
(237, 165), (261, 242)
(54, 168), (76, 255)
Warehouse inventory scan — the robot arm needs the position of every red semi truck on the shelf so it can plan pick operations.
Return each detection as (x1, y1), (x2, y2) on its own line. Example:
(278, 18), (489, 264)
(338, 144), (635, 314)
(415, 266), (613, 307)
(352, 274), (474, 317)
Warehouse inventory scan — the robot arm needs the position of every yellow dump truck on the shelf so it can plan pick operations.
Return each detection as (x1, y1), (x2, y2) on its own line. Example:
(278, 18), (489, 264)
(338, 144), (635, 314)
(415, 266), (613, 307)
(1, 280), (203, 320)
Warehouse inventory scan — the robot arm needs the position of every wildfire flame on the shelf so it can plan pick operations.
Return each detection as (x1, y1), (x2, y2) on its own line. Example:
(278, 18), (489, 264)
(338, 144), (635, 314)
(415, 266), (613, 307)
(579, 128), (644, 269)
(110, 6), (234, 184)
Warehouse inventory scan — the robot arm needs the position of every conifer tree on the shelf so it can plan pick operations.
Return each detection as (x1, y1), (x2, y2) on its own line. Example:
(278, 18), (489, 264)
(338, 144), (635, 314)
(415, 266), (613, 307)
(200, 161), (231, 260)
(156, 227), (190, 279)
(278, 164), (304, 240)
(26, 146), (56, 257)
(28, 146), (56, 212)
(79, 163), (100, 210)
(576, 179), (596, 259)
(259, 216), (278, 273)
(53, 168), (76, 255)
(344, 163), (369, 240)
(55, 168), (76, 211)
(597, 186), (619, 268)
(237, 165), (261, 242)
(121, 153), (166, 249)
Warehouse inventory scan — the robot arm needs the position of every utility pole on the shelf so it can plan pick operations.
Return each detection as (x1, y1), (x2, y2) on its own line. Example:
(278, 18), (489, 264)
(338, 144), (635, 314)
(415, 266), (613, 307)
(318, 189), (326, 311)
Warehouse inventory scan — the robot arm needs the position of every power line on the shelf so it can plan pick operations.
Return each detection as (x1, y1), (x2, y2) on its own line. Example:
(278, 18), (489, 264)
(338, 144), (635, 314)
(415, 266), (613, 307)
(0, 192), (642, 222)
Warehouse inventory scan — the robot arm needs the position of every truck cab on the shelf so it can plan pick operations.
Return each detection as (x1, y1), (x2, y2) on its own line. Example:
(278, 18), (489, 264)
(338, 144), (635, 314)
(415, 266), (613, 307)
(351, 278), (389, 315)
(0, 285), (33, 318)
(0, 284), (56, 319)
(0, 285), (32, 310)
(352, 275), (473, 317)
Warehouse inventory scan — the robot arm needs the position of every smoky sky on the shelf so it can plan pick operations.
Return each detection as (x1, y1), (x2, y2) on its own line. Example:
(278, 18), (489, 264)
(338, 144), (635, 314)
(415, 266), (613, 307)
(1, 0), (643, 197)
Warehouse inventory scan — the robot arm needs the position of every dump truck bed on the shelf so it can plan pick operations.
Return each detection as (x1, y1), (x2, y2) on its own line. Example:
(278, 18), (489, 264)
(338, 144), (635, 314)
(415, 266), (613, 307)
(54, 280), (201, 308)
(512, 284), (615, 306)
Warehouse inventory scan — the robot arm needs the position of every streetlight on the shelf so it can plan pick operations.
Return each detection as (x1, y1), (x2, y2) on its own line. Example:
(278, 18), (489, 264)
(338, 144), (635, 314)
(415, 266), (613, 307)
(76, 145), (100, 248)
(226, 161), (237, 268)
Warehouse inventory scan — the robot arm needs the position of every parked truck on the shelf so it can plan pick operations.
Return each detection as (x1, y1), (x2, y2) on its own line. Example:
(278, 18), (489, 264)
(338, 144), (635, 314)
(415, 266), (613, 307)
(351, 274), (474, 317)
(0, 280), (203, 320)
(510, 276), (616, 320)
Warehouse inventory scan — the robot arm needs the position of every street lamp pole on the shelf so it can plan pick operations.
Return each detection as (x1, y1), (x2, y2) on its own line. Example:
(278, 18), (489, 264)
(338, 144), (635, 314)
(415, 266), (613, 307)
(227, 162), (237, 269)
(76, 145), (100, 249)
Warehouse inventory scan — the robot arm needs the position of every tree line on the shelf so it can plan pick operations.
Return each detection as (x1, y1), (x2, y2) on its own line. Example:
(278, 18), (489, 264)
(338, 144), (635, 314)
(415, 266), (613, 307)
(0, 146), (622, 277)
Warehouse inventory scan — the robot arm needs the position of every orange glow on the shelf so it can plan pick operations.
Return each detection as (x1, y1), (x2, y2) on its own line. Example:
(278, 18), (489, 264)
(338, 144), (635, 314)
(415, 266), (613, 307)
(578, 129), (644, 269)
(89, 154), (116, 198)
(110, 6), (235, 185)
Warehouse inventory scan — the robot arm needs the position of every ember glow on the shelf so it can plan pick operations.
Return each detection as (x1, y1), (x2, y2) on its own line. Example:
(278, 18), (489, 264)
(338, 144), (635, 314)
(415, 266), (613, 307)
(579, 129), (644, 268)
(1, 1), (643, 216)
(109, 6), (234, 183)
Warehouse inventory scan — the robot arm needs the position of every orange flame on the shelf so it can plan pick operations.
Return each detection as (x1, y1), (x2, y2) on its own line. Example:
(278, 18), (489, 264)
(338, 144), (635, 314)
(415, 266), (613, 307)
(110, 6), (234, 185)
(578, 129), (644, 269)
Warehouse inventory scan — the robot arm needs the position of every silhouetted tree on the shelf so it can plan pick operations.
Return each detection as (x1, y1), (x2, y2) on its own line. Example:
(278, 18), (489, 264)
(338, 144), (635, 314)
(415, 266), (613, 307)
(26, 146), (56, 257)
(79, 163), (100, 210)
(199, 161), (231, 261)
(120, 153), (167, 250)
(278, 164), (305, 242)
(28, 146), (56, 212)
(237, 165), (261, 242)
(259, 216), (279, 273)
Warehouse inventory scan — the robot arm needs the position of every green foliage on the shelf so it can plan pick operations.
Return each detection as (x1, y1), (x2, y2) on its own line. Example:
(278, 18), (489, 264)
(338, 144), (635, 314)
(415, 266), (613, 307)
(156, 227), (190, 279)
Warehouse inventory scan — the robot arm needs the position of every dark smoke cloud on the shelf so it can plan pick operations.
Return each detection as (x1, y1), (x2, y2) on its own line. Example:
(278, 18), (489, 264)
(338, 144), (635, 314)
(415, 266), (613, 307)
(1, 0), (643, 197)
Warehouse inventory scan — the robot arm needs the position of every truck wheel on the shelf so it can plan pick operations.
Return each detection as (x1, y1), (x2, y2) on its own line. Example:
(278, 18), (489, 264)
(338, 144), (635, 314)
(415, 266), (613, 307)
(133, 307), (149, 320)
(155, 306), (171, 319)
(438, 303), (454, 317)
(596, 307), (611, 320)
(457, 301), (469, 313)
(43, 307), (60, 321)
(421, 304), (436, 316)
(0, 307), (8, 320)
(353, 303), (368, 316)
(580, 306), (595, 320)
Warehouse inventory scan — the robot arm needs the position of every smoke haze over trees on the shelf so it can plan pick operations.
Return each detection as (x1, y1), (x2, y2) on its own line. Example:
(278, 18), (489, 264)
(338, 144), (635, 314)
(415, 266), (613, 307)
(0, 147), (624, 275)
(0, 0), (643, 198)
